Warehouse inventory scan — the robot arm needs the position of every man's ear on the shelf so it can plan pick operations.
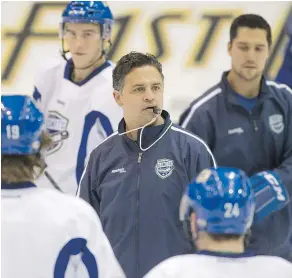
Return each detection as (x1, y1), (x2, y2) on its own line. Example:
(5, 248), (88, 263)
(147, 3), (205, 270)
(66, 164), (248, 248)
(190, 212), (197, 235)
(228, 41), (232, 57)
(113, 90), (123, 107)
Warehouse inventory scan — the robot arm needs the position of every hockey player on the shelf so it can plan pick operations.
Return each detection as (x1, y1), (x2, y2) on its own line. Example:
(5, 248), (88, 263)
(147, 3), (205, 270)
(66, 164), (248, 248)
(144, 167), (292, 278)
(33, 1), (122, 194)
(1, 94), (125, 278)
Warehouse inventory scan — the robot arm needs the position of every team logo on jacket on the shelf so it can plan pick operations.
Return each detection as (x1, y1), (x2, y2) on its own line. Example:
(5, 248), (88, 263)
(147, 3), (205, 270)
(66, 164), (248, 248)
(46, 111), (69, 155)
(269, 114), (284, 134)
(155, 159), (175, 179)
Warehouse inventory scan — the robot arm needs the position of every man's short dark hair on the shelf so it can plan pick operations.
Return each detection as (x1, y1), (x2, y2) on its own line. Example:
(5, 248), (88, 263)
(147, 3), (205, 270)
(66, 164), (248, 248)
(113, 51), (164, 91)
(230, 14), (272, 46)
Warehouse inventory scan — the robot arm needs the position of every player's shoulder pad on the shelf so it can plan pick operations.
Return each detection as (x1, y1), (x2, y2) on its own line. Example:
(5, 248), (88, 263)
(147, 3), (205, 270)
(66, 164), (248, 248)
(253, 255), (292, 269)
(38, 189), (102, 227)
(36, 54), (66, 78)
(98, 60), (115, 83)
(145, 254), (201, 278)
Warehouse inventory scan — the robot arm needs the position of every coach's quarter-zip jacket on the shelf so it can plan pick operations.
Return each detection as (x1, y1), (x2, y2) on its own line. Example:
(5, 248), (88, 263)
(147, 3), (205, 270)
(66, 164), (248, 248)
(78, 110), (216, 278)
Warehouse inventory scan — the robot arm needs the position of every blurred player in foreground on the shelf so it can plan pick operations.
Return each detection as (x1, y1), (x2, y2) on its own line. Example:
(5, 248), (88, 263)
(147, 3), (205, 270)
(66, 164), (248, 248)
(1, 94), (125, 278)
(34, 1), (122, 194)
(144, 167), (292, 278)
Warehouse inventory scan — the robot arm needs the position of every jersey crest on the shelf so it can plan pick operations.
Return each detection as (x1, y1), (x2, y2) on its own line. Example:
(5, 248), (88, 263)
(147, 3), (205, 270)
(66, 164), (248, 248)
(46, 111), (69, 155)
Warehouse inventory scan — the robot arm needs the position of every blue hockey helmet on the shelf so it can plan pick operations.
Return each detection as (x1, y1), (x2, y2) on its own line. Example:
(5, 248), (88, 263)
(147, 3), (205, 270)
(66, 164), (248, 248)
(61, 1), (114, 39)
(1, 95), (43, 155)
(180, 167), (256, 235)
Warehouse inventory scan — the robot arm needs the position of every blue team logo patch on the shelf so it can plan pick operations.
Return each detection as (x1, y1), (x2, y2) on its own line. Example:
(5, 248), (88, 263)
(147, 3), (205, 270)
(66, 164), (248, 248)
(155, 159), (175, 179)
(46, 111), (69, 155)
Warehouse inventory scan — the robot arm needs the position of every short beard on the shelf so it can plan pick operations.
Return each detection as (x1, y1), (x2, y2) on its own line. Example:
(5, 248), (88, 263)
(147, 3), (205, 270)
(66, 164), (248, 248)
(234, 68), (261, 82)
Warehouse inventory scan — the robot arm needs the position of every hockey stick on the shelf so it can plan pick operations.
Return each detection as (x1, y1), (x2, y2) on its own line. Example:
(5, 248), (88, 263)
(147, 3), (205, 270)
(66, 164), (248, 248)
(44, 170), (64, 193)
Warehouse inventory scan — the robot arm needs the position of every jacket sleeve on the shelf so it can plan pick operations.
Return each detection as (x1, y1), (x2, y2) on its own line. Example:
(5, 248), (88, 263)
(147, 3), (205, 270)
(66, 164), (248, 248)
(77, 150), (101, 215)
(273, 89), (292, 198)
(179, 105), (215, 149)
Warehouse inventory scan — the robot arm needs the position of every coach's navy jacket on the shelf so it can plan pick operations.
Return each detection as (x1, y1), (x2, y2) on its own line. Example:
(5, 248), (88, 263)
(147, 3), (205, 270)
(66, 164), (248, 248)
(78, 111), (216, 278)
(179, 72), (292, 259)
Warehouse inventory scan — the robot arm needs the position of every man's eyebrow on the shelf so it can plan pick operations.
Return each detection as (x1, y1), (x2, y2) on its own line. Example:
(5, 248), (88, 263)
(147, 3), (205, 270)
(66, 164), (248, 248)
(132, 82), (162, 87)
(132, 84), (145, 87)
(82, 29), (98, 33)
(236, 42), (266, 47)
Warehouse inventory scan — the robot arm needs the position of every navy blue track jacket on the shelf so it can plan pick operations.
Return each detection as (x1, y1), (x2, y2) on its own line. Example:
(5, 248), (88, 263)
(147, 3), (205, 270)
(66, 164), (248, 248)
(77, 111), (216, 278)
(179, 72), (292, 259)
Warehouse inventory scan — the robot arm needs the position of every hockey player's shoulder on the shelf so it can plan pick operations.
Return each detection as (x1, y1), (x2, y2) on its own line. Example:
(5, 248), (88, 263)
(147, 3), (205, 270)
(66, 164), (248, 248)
(144, 254), (198, 278)
(38, 189), (101, 224)
(36, 54), (66, 79)
(97, 60), (115, 83)
(253, 255), (292, 276)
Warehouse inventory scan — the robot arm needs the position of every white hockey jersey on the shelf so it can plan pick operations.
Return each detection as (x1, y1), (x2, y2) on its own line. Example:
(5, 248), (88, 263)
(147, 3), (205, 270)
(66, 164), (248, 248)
(33, 57), (122, 194)
(144, 251), (292, 278)
(1, 182), (125, 278)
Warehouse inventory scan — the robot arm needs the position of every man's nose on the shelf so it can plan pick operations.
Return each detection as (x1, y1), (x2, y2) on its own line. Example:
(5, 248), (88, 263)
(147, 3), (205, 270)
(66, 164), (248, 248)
(246, 48), (256, 62)
(75, 35), (86, 48)
(144, 88), (155, 101)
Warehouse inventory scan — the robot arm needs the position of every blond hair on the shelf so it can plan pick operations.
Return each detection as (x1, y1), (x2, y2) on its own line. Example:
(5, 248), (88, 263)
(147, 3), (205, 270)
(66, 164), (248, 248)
(2, 133), (51, 183)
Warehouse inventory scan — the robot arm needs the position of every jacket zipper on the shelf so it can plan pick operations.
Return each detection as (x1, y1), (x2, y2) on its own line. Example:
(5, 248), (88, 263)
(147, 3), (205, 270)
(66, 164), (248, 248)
(249, 111), (258, 132)
(136, 152), (143, 278)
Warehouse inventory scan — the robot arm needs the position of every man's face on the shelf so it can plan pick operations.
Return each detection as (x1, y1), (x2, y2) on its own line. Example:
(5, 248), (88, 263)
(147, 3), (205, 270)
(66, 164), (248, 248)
(63, 23), (102, 69)
(228, 27), (270, 81)
(114, 66), (164, 127)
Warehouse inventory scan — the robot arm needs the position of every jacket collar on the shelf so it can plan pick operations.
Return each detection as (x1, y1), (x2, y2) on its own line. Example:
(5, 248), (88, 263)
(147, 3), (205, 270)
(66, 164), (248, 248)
(1, 181), (37, 190)
(118, 110), (172, 151)
(64, 59), (111, 86)
(221, 71), (272, 106)
(196, 249), (255, 258)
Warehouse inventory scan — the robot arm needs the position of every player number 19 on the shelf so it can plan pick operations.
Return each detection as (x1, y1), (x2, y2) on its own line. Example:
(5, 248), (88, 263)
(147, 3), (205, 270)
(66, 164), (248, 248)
(6, 125), (20, 140)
